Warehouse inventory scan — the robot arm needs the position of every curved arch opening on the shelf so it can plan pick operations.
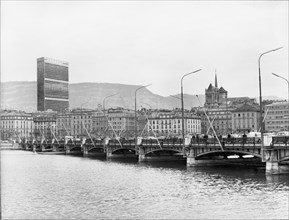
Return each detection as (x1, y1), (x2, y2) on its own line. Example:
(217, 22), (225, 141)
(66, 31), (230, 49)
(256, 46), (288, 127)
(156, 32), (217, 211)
(145, 149), (182, 157)
(88, 148), (105, 153)
(70, 147), (82, 152)
(196, 151), (261, 161)
(112, 148), (136, 155)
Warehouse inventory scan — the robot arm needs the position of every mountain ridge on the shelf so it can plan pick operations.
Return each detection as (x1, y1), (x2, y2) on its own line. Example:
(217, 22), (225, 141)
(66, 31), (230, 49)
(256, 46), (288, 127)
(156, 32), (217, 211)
(1, 81), (205, 111)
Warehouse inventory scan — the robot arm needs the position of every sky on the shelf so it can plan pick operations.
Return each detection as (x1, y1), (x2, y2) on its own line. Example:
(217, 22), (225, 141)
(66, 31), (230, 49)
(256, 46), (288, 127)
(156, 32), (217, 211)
(1, 1), (288, 99)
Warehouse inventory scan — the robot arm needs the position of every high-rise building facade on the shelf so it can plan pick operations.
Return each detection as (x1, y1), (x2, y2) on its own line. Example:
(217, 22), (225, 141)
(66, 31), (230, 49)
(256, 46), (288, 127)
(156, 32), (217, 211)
(37, 57), (69, 112)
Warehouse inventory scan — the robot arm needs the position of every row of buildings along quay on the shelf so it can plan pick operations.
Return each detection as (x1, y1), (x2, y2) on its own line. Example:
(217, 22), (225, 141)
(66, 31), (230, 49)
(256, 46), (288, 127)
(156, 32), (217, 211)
(1, 57), (289, 174)
(1, 57), (288, 140)
(1, 98), (288, 141)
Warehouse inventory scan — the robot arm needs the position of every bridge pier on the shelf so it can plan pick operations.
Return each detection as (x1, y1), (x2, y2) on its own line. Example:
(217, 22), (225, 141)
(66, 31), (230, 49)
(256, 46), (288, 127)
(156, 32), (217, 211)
(52, 145), (57, 152)
(138, 147), (147, 162)
(265, 149), (289, 175)
(65, 146), (70, 154)
(83, 145), (88, 156)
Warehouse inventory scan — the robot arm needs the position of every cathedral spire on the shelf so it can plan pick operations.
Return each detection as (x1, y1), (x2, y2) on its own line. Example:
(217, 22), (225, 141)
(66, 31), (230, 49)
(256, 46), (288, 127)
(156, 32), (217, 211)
(215, 69), (218, 88)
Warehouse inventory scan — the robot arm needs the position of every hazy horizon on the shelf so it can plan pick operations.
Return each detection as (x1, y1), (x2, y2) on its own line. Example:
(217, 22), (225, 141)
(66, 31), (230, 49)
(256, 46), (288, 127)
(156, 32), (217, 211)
(1, 1), (288, 99)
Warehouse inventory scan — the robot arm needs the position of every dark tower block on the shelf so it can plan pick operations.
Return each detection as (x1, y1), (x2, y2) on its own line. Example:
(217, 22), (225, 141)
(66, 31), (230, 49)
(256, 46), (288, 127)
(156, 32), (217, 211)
(37, 57), (69, 112)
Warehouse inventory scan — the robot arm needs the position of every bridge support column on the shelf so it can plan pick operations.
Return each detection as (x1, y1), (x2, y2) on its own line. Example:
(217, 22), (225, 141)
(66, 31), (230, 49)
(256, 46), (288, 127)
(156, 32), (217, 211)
(186, 148), (199, 166)
(52, 145), (57, 152)
(138, 147), (147, 162)
(265, 149), (289, 175)
(83, 146), (88, 156)
(65, 146), (70, 154)
(106, 146), (113, 159)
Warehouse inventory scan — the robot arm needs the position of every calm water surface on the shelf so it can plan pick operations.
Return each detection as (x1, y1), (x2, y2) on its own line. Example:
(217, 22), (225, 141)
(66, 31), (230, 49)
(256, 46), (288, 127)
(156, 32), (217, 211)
(1, 150), (289, 219)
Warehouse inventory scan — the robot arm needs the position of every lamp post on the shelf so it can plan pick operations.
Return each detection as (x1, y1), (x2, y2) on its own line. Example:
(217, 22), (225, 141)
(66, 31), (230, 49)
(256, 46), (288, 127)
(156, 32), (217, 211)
(102, 93), (118, 137)
(135, 84), (152, 148)
(272, 72), (289, 131)
(181, 69), (201, 151)
(80, 101), (89, 140)
(272, 73), (289, 104)
(258, 47), (282, 161)
(103, 93), (118, 111)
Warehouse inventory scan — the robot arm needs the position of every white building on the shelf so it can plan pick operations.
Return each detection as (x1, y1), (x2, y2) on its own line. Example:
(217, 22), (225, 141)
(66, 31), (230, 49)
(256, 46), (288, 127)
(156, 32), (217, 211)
(264, 102), (289, 132)
(0, 111), (33, 140)
(148, 110), (201, 135)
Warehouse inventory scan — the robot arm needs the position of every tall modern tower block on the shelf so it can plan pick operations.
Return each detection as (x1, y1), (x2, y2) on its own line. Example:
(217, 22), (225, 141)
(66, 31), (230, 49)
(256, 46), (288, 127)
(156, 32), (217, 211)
(37, 57), (69, 112)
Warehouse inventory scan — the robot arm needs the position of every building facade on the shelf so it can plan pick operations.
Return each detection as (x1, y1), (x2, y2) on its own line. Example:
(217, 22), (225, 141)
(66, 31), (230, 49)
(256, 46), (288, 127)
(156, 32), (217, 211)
(148, 110), (201, 135)
(0, 111), (33, 140)
(56, 112), (71, 137)
(264, 102), (289, 132)
(231, 103), (260, 133)
(33, 112), (57, 140)
(69, 109), (94, 138)
(93, 108), (139, 138)
(37, 57), (69, 112)
(205, 107), (233, 135)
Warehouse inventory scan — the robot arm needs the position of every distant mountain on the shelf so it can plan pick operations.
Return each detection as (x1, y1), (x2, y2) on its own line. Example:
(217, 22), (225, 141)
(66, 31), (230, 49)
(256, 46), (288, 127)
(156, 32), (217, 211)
(1, 81), (205, 111)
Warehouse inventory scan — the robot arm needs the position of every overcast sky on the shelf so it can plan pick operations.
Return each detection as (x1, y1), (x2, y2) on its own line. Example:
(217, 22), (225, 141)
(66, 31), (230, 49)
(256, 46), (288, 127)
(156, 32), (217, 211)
(1, 1), (288, 99)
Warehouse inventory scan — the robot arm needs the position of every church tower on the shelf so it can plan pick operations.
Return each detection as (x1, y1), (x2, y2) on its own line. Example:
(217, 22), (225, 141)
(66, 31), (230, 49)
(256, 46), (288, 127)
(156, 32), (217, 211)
(205, 71), (228, 108)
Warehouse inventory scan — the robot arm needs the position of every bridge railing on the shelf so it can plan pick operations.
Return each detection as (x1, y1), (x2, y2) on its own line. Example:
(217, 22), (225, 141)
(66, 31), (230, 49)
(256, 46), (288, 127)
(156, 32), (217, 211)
(140, 138), (183, 147)
(190, 137), (261, 147)
(141, 139), (159, 146)
(84, 138), (104, 146)
(121, 139), (135, 147)
(271, 136), (289, 146)
(107, 139), (122, 147)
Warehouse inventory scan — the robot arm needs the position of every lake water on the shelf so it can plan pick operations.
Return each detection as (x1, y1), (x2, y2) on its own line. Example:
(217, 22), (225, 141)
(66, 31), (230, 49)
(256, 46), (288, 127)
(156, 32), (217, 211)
(1, 150), (288, 219)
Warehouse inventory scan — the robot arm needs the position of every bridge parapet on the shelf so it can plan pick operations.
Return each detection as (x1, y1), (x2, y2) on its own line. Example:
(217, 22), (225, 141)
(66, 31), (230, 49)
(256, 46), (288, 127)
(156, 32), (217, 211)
(271, 136), (289, 147)
(83, 138), (106, 156)
(190, 137), (261, 147)
(65, 139), (82, 154)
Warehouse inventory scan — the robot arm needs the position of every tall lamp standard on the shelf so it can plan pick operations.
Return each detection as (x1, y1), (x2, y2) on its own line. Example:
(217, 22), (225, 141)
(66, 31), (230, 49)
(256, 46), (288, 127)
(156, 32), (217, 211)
(135, 84), (152, 148)
(102, 93), (118, 136)
(103, 93), (119, 111)
(258, 47), (282, 161)
(181, 69), (201, 152)
(80, 101), (89, 140)
(272, 72), (289, 131)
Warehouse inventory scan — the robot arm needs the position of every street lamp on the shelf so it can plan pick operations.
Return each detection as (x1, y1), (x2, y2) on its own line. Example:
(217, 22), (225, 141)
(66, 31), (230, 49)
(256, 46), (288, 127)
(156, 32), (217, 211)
(135, 84), (152, 148)
(272, 73), (289, 103)
(258, 47), (282, 161)
(103, 93), (118, 111)
(272, 72), (289, 131)
(80, 101), (90, 140)
(102, 93), (118, 137)
(181, 69), (201, 151)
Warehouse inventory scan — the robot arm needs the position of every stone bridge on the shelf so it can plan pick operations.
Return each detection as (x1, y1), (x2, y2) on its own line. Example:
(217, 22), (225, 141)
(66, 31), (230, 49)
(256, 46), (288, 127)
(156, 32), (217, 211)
(106, 138), (137, 159)
(83, 138), (106, 157)
(138, 138), (184, 162)
(185, 136), (289, 174)
(65, 139), (83, 155)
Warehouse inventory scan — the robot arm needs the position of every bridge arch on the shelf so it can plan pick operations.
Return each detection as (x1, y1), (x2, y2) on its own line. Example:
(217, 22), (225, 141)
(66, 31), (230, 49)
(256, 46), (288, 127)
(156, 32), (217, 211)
(69, 146), (82, 152)
(87, 146), (105, 153)
(111, 148), (136, 155)
(195, 150), (262, 159)
(145, 149), (182, 157)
